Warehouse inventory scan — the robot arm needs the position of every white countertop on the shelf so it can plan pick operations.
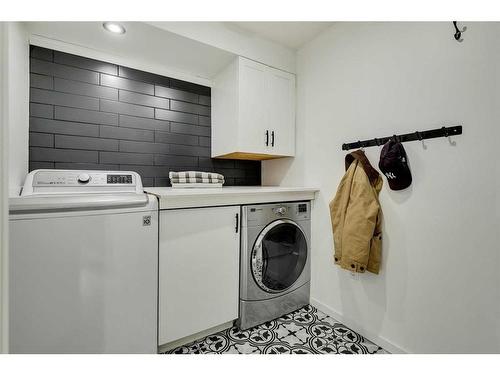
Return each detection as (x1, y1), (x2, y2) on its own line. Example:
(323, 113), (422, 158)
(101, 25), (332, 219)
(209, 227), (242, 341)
(144, 186), (319, 209)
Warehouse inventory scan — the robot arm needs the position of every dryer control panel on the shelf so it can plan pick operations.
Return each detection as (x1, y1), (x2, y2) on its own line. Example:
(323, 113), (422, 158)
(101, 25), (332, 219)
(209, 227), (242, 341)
(21, 170), (143, 196)
(244, 201), (311, 226)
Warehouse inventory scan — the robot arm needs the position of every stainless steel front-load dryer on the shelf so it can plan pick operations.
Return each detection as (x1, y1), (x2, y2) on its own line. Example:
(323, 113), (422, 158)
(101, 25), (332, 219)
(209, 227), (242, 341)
(238, 201), (311, 330)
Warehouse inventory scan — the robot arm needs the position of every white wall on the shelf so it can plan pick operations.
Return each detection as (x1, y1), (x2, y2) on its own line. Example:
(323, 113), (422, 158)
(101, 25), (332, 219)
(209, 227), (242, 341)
(0, 21), (9, 353)
(1, 21), (28, 350)
(263, 22), (500, 353)
(6, 22), (29, 197)
(148, 22), (296, 73)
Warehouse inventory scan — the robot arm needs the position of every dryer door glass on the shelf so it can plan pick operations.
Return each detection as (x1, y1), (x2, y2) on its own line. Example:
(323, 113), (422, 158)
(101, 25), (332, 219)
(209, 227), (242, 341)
(252, 220), (307, 293)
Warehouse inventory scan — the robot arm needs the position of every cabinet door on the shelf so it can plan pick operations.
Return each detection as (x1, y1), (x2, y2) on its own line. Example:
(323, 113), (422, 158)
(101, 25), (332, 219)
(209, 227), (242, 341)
(159, 206), (240, 345)
(238, 58), (270, 154)
(268, 68), (296, 156)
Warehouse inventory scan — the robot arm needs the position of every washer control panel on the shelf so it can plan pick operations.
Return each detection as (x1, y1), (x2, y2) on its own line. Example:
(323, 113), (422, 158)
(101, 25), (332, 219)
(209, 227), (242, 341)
(107, 174), (133, 184)
(21, 170), (143, 196)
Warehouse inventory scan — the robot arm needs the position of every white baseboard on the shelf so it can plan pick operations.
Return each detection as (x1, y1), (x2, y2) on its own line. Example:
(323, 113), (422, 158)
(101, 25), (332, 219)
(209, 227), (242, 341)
(310, 297), (407, 354)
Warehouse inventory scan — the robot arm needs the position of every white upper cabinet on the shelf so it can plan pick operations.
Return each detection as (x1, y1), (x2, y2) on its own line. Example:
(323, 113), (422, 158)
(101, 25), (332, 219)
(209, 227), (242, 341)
(212, 56), (296, 160)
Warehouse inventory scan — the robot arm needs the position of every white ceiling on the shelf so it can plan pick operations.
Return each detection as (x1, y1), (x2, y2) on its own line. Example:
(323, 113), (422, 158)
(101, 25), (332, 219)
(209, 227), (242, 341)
(228, 22), (333, 50)
(26, 22), (235, 85)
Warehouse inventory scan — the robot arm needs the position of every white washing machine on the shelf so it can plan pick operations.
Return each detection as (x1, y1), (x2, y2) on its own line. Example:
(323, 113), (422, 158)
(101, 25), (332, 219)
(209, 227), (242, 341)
(238, 201), (311, 330)
(9, 170), (158, 353)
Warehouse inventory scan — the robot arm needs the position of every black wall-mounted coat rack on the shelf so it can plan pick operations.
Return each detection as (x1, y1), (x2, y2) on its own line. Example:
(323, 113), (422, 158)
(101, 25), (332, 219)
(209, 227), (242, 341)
(341, 125), (462, 151)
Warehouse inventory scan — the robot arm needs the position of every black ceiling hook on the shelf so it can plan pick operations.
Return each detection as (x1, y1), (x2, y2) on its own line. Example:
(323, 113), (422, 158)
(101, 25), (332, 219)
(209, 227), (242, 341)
(453, 21), (466, 42)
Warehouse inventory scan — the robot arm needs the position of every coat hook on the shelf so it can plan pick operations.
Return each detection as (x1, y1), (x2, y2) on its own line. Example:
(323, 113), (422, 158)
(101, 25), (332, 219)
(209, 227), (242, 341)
(416, 130), (426, 149)
(453, 21), (466, 42)
(374, 137), (380, 146)
(442, 126), (456, 146)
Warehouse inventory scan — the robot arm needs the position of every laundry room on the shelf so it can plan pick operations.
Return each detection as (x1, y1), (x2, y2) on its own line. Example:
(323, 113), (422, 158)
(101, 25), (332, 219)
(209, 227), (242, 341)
(0, 0), (499, 372)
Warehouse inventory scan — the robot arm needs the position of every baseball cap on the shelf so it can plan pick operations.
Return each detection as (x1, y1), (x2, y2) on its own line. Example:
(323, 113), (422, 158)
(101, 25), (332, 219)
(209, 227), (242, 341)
(378, 139), (412, 190)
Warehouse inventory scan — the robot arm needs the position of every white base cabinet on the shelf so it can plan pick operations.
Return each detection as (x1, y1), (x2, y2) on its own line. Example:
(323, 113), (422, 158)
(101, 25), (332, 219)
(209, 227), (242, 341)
(158, 206), (240, 345)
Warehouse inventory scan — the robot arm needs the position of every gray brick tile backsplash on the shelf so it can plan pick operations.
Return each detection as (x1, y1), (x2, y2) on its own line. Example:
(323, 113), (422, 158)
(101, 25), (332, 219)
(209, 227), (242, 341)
(155, 131), (198, 146)
(30, 161), (55, 170)
(119, 115), (170, 132)
(31, 58), (99, 84)
(142, 177), (155, 186)
(119, 90), (169, 109)
(198, 158), (237, 169)
(198, 157), (215, 168)
(55, 135), (119, 151)
(199, 95), (211, 106)
(54, 78), (118, 100)
(155, 108), (198, 125)
(99, 151), (153, 165)
(55, 106), (118, 126)
(169, 144), (210, 157)
(100, 125), (154, 142)
(29, 46), (260, 187)
(100, 99), (155, 118)
(30, 46), (53, 62)
(119, 165), (171, 178)
(119, 66), (170, 87)
(171, 100), (210, 116)
(100, 74), (154, 95)
(198, 136), (210, 147)
(30, 103), (54, 119)
(100, 99), (154, 118)
(30, 117), (100, 137)
(55, 162), (120, 171)
(31, 73), (54, 90)
(170, 78), (210, 96)
(235, 177), (260, 186)
(54, 51), (118, 75)
(154, 85), (198, 104)
(119, 140), (169, 154)
(154, 155), (198, 167)
(31, 88), (99, 111)
(30, 147), (98, 163)
(215, 168), (246, 178)
(198, 115), (211, 126)
(154, 177), (169, 187)
(170, 122), (210, 136)
(29, 133), (54, 147)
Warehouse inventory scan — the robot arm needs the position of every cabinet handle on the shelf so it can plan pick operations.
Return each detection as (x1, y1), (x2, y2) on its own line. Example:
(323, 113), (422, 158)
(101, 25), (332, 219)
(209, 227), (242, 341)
(265, 130), (269, 146)
(235, 213), (239, 233)
(271, 131), (275, 147)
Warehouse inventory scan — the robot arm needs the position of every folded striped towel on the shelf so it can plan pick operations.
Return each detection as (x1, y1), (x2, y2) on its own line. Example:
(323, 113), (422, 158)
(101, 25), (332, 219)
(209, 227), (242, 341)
(171, 182), (223, 189)
(170, 177), (224, 184)
(169, 171), (225, 184)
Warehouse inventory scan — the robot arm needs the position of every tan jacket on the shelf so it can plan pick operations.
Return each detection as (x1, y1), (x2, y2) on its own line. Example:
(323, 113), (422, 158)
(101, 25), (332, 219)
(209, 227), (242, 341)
(329, 150), (383, 274)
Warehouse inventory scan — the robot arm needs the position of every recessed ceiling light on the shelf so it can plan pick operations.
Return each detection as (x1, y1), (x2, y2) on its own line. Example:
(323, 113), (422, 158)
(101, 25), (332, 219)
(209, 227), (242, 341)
(103, 22), (126, 34)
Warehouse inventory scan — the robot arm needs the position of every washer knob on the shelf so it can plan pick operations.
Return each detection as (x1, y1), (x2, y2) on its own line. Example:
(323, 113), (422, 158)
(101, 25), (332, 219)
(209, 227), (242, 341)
(276, 207), (286, 216)
(77, 173), (91, 184)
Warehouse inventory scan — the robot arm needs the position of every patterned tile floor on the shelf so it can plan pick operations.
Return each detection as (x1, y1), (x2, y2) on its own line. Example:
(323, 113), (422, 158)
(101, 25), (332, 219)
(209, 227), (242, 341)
(165, 305), (388, 354)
